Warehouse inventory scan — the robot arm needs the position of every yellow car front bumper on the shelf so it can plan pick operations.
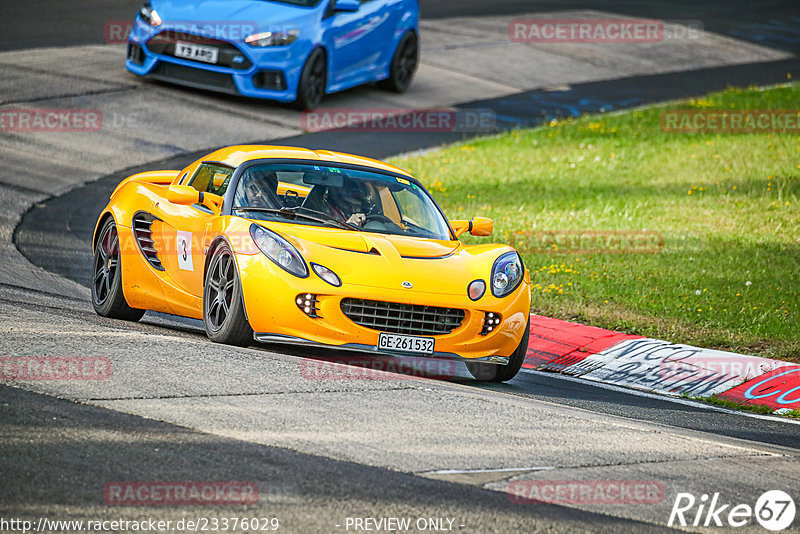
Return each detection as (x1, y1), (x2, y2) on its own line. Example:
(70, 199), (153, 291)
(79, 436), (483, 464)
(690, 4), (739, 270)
(238, 253), (531, 364)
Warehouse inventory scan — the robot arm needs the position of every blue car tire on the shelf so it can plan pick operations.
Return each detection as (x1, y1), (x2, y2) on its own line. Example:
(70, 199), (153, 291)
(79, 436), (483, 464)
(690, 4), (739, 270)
(378, 31), (418, 93)
(292, 48), (327, 110)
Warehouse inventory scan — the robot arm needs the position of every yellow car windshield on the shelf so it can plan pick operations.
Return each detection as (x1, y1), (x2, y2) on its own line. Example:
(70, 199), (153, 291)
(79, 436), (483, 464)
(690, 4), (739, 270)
(232, 163), (452, 240)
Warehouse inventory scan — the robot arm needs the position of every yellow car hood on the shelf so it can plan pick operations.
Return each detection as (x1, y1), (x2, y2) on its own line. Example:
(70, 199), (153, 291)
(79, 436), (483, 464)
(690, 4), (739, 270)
(258, 222), (502, 297)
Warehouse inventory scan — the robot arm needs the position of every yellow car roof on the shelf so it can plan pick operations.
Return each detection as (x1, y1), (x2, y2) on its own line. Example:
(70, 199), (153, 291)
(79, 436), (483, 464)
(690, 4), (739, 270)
(203, 145), (413, 178)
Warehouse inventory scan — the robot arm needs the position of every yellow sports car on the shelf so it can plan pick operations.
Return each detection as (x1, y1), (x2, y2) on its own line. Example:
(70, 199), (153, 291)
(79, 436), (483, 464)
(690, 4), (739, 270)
(92, 145), (531, 381)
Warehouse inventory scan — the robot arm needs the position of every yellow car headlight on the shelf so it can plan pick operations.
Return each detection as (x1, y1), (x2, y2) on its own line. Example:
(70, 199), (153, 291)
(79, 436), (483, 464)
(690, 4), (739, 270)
(250, 224), (308, 278)
(491, 252), (523, 297)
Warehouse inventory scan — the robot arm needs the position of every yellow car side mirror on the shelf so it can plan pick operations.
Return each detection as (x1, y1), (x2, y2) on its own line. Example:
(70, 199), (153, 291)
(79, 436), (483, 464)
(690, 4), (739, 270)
(167, 185), (200, 205)
(452, 217), (494, 238)
(167, 185), (223, 216)
(469, 217), (494, 236)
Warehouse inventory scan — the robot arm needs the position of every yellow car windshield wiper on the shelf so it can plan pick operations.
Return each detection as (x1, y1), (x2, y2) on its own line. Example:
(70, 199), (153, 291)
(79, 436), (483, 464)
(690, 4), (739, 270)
(233, 206), (358, 231)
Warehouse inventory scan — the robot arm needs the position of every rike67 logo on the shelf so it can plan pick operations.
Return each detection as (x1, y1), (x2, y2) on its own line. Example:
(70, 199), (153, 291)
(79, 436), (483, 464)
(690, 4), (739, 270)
(669, 490), (796, 531)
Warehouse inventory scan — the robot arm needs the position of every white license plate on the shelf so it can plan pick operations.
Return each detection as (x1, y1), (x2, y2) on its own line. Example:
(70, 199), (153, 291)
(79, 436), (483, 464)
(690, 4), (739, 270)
(175, 41), (219, 64)
(378, 333), (435, 355)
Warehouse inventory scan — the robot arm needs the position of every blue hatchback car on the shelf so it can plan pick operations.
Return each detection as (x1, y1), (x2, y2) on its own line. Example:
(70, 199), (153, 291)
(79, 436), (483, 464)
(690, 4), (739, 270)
(126, 0), (419, 109)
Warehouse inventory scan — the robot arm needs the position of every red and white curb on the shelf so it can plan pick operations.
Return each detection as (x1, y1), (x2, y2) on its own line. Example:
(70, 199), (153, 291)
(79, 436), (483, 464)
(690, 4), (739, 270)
(523, 316), (800, 414)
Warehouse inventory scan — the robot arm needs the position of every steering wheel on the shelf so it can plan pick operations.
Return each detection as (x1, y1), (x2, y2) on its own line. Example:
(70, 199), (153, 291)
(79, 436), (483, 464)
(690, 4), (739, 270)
(363, 214), (394, 225)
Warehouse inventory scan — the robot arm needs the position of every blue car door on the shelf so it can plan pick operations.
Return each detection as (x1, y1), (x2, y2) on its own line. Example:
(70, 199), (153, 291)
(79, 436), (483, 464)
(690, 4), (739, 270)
(326, 0), (394, 88)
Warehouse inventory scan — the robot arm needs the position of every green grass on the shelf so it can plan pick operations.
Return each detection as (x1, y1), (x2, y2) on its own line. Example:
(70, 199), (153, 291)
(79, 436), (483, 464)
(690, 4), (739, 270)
(684, 392), (798, 418)
(695, 394), (776, 415)
(391, 84), (800, 362)
(693, 395), (800, 419)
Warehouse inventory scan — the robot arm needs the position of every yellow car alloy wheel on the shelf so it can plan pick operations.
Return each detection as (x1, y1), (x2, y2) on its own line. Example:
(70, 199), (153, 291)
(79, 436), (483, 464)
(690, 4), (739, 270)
(91, 217), (145, 322)
(203, 241), (253, 346)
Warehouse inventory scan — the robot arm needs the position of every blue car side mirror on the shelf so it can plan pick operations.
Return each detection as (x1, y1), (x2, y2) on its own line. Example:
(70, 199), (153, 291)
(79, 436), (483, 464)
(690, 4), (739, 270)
(335, 0), (360, 12)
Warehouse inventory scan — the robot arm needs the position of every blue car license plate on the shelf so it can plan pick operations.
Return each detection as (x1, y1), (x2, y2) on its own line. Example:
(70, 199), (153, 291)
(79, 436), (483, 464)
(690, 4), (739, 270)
(175, 42), (219, 64)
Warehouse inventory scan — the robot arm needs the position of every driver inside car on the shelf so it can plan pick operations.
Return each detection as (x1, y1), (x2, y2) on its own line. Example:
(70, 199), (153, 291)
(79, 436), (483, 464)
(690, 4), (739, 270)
(326, 180), (370, 227)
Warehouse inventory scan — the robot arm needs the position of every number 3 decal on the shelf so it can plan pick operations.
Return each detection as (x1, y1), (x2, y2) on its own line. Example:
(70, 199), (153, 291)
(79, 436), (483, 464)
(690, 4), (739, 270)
(176, 231), (194, 271)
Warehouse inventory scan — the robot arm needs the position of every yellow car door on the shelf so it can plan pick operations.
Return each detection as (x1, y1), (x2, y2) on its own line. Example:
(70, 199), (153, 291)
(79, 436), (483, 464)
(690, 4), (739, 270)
(153, 162), (235, 301)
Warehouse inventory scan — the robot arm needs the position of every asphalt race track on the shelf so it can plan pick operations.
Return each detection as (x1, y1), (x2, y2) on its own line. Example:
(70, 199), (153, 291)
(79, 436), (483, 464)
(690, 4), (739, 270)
(14, 141), (800, 453)
(2, 1), (800, 532)
(3, 1), (799, 52)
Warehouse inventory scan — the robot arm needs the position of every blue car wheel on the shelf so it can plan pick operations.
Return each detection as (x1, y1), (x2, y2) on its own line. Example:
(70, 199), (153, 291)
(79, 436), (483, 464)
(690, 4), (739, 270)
(378, 31), (419, 93)
(292, 48), (327, 110)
